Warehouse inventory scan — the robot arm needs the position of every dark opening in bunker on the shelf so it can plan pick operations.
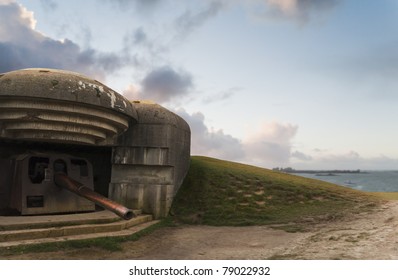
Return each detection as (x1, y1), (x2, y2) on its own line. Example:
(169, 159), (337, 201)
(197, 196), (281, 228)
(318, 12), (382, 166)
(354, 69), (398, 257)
(27, 195), (44, 208)
(0, 140), (113, 215)
(28, 157), (49, 184)
(71, 159), (89, 177)
(54, 159), (67, 175)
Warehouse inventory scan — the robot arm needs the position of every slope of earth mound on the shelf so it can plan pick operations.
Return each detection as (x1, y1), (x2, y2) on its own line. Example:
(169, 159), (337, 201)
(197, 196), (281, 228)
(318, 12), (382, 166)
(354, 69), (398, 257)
(171, 156), (380, 228)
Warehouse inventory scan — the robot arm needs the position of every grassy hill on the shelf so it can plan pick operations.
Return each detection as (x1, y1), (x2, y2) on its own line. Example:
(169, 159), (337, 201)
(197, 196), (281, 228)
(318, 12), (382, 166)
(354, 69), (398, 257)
(170, 156), (381, 229)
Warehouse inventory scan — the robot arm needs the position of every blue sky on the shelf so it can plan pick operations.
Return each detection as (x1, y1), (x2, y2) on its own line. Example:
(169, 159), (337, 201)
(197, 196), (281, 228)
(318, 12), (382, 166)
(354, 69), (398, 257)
(1, 0), (398, 170)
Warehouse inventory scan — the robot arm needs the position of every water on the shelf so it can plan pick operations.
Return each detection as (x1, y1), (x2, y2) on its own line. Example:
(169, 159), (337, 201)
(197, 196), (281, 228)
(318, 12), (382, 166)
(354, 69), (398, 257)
(294, 171), (398, 192)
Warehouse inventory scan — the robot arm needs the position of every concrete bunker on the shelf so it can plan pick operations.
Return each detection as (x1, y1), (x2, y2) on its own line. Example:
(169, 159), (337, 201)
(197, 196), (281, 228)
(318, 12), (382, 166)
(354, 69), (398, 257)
(0, 68), (191, 219)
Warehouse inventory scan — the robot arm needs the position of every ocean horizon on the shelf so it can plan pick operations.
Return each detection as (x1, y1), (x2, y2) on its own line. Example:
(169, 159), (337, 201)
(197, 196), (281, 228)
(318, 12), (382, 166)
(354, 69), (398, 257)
(294, 171), (398, 192)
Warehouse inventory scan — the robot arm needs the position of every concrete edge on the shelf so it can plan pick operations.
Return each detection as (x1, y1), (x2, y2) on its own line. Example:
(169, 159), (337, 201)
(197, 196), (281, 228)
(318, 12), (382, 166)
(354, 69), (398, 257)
(0, 219), (160, 248)
(0, 210), (141, 231)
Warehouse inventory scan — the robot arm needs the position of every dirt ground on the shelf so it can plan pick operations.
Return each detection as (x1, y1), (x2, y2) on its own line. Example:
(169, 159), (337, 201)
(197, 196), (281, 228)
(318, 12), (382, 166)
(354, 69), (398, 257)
(6, 200), (398, 260)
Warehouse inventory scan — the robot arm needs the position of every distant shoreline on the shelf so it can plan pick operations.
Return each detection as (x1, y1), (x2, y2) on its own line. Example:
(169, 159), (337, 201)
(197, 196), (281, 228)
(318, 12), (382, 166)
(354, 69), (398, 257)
(273, 168), (368, 174)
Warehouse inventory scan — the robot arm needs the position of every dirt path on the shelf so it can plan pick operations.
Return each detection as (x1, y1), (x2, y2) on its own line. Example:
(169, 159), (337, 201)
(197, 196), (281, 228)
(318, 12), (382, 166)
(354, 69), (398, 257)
(6, 201), (398, 260)
(280, 200), (398, 259)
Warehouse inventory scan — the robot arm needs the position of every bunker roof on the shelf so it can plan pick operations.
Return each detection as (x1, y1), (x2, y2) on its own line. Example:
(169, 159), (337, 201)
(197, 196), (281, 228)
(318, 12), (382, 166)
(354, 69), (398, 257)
(0, 68), (137, 120)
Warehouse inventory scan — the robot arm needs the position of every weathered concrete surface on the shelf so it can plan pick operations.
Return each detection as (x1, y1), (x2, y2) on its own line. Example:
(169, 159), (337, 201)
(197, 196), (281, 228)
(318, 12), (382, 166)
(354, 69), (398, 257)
(110, 101), (191, 218)
(0, 68), (136, 145)
(0, 68), (136, 118)
(0, 210), (155, 248)
(0, 69), (191, 219)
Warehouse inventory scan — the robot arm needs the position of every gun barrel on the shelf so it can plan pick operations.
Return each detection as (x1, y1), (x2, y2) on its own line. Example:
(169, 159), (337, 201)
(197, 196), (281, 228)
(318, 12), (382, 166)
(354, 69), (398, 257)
(54, 173), (135, 220)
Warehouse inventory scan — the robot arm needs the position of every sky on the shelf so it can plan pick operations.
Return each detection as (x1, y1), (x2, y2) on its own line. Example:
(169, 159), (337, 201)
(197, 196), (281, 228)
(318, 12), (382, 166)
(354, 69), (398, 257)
(1, 0), (398, 170)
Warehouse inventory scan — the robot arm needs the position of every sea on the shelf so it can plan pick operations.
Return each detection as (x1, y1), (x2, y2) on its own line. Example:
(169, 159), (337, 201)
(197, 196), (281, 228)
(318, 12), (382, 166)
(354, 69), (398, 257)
(294, 171), (398, 192)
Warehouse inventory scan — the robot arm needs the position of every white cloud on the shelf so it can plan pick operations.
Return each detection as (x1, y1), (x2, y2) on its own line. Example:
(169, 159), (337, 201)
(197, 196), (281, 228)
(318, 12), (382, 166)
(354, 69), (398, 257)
(176, 109), (246, 161)
(0, 1), (130, 80)
(175, 109), (299, 167)
(251, 0), (341, 23)
(267, 0), (297, 16)
(122, 84), (141, 101)
(243, 121), (298, 167)
(0, 0), (39, 43)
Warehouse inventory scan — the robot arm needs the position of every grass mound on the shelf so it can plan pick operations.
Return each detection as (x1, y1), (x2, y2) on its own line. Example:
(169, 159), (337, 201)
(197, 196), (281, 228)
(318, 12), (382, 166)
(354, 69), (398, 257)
(171, 156), (380, 227)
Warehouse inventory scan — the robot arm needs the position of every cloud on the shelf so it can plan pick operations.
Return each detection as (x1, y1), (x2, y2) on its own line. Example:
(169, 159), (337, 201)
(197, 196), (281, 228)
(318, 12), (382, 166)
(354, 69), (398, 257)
(291, 150), (312, 161)
(122, 84), (141, 101)
(243, 121), (299, 167)
(175, 109), (299, 167)
(102, 0), (160, 8)
(174, 1), (224, 40)
(140, 66), (194, 103)
(0, 1), (37, 42)
(202, 87), (241, 104)
(176, 109), (245, 161)
(40, 0), (58, 11)
(291, 150), (398, 170)
(311, 151), (362, 169)
(363, 156), (398, 170)
(254, 0), (341, 23)
(122, 65), (194, 103)
(132, 27), (147, 45)
(0, 1), (130, 80)
(101, 0), (162, 13)
(122, 26), (168, 69)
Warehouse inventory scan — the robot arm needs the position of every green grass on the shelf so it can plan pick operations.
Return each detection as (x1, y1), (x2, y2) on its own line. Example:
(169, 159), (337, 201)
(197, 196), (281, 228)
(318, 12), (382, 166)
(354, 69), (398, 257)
(170, 156), (381, 227)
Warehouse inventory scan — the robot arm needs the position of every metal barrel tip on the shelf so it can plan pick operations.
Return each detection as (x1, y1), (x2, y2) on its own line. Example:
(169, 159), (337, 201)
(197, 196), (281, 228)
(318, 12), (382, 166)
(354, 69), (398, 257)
(123, 210), (135, 220)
